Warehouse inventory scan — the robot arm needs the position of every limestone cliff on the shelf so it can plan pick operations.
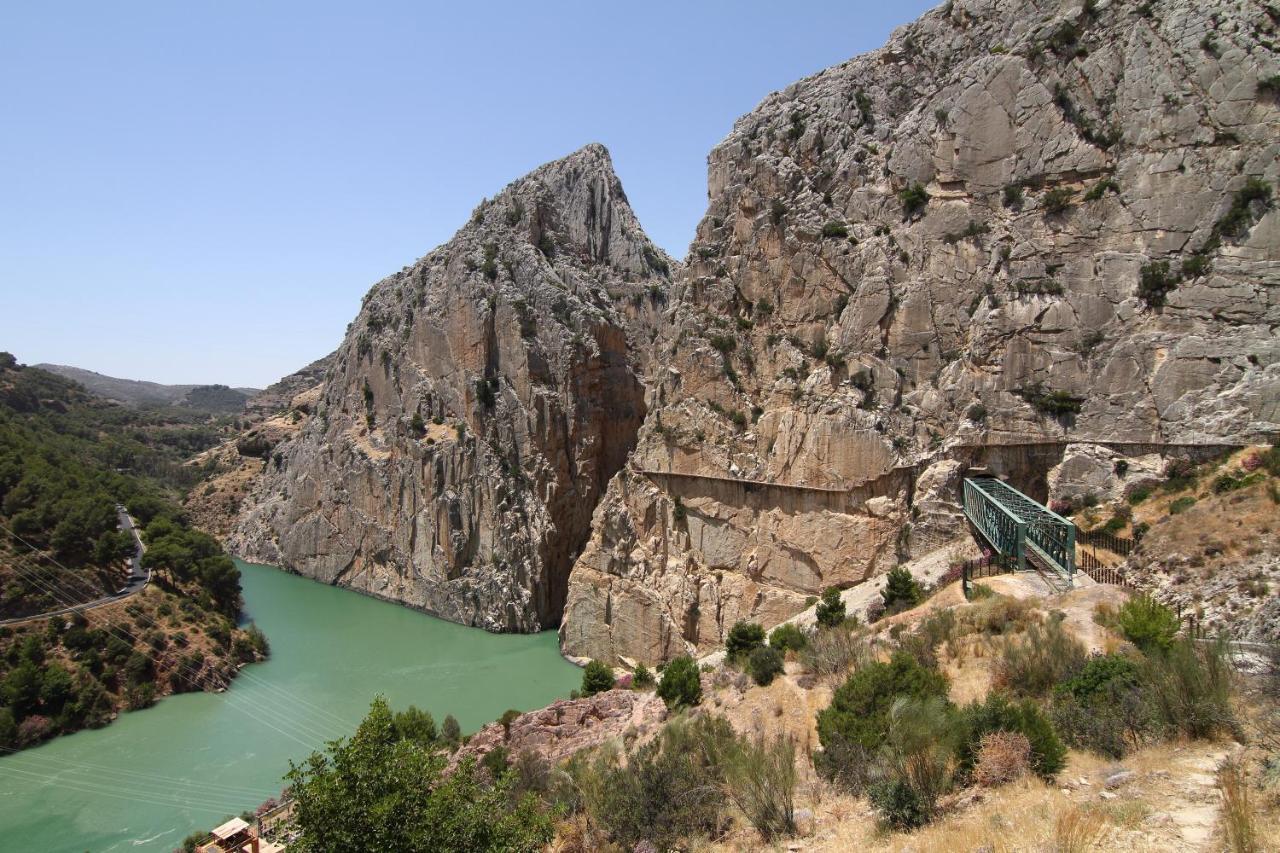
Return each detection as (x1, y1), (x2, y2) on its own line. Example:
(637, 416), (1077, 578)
(560, 0), (1280, 663)
(229, 145), (674, 631)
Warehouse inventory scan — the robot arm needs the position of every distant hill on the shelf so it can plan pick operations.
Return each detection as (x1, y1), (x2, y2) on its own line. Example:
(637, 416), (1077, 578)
(34, 364), (260, 413)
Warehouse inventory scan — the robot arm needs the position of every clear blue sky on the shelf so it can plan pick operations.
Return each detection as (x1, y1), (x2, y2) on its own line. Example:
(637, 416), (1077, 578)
(1, 1), (934, 388)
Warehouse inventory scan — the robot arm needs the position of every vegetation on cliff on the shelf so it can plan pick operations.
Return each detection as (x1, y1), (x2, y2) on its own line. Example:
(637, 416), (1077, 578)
(0, 355), (263, 751)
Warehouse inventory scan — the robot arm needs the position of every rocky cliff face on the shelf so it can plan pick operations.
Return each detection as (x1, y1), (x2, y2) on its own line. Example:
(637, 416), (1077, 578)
(229, 145), (673, 631)
(560, 0), (1280, 663)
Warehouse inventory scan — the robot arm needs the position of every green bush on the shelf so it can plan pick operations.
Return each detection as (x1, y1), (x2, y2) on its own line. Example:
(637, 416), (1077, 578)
(956, 693), (1064, 781)
(815, 586), (846, 628)
(581, 660), (615, 696)
(816, 651), (949, 789)
(1042, 187), (1073, 214)
(595, 714), (733, 850)
(899, 183), (930, 219)
(1140, 637), (1235, 740)
(1002, 183), (1024, 209)
(881, 566), (922, 615)
(748, 646), (785, 686)
(769, 623), (808, 653)
(286, 698), (552, 852)
(656, 655), (702, 710)
(888, 696), (960, 809)
(392, 705), (437, 744)
(1169, 495), (1196, 515)
(821, 221), (849, 239)
(1138, 259), (1178, 308)
(993, 616), (1087, 697)
(868, 778), (926, 829)
(726, 621), (766, 662)
(1052, 654), (1152, 758)
(1116, 595), (1179, 652)
(632, 664), (654, 688)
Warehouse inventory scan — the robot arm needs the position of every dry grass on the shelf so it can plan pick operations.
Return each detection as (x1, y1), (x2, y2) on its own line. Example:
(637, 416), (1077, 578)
(1053, 805), (1110, 852)
(1218, 757), (1259, 853)
(973, 731), (1031, 787)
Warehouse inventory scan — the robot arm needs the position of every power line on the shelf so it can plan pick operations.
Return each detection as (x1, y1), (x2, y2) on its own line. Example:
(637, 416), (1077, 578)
(0, 745), (281, 800)
(0, 764), (256, 815)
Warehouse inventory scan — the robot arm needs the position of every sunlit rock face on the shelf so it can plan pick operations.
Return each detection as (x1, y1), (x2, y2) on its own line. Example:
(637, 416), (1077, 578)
(561, 0), (1280, 663)
(230, 144), (674, 631)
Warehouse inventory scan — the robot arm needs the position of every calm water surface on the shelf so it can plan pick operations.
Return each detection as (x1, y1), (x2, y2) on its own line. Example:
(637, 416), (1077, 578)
(0, 560), (579, 852)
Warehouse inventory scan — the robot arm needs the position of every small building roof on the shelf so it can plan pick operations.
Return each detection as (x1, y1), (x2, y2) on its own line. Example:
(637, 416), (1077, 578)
(211, 817), (250, 840)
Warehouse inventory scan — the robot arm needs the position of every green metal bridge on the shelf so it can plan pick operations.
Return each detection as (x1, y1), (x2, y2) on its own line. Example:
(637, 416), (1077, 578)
(961, 477), (1076, 582)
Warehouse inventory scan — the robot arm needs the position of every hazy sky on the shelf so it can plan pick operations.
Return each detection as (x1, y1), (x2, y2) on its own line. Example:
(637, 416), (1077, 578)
(1, 1), (935, 388)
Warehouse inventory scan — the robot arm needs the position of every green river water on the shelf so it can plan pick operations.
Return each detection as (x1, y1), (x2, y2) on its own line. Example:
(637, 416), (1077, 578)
(0, 560), (580, 852)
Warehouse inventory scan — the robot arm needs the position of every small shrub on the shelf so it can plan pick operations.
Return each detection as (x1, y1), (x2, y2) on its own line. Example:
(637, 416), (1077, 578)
(1169, 495), (1196, 515)
(1053, 653), (1153, 758)
(1218, 756), (1259, 853)
(868, 778), (926, 830)
(899, 182), (930, 219)
(1140, 637), (1235, 740)
(1116, 595), (1179, 652)
(1138, 259), (1178, 307)
(1042, 187), (1073, 214)
(724, 731), (798, 841)
(1084, 177), (1119, 201)
(972, 730), (1031, 786)
(1181, 253), (1211, 279)
(800, 625), (868, 678)
(821, 221), (849, 239)
(770, 198), (788, 224)
(632, 664), (654, 688)
(769, 623), (808, 653)
(815, 586), (846, 628)
(726, 621), (766, 662)
(748, 645), (785, 686)
(993, 616), (1087, 697)
(1002, 183), (1024, 209)
(581, 660), (615, 696)
(881, 566), (922, 615)
(656, 655), (702, 710)
(966, 403), (987, 422)
(816, 651), (949, 790)
(958, 692), (1067, 781)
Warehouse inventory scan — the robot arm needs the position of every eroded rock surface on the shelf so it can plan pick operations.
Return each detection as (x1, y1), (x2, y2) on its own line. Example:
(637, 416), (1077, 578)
(454, 689), (667, 769)
(230, 145), (673, 631)
(561, 0), (1279, 663)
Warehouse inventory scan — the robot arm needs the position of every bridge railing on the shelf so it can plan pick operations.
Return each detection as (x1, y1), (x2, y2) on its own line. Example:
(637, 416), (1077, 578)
(962, 478), (1027, 570)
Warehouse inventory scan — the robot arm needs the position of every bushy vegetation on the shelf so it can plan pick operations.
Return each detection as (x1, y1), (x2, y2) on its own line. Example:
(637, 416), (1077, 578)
(566, 712), (799, 848)
(580, 660), (615, 696)
(768, 622), (808, 653)
(0, 357), (255, 751)
(815, 586), (846, 628)
(881, 566), (922, 615)
(286, 697), (553, 852)
(1115, 595), (1179, 652)
(899, 182), (930, 219)
(725, 620), (765, 662)
(656, 655), (702, 710)
(747, 645), (784, 686)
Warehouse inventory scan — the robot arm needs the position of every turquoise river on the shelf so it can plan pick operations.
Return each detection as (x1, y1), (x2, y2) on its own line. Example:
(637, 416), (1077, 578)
(0, 560), (580, 852)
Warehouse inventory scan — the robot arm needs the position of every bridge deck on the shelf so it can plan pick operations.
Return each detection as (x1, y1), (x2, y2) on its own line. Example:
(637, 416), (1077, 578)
(962, 477), (1076, 580)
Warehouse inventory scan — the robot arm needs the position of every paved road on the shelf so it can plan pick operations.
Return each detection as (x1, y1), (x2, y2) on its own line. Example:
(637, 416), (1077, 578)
(0, 505), (149, 626)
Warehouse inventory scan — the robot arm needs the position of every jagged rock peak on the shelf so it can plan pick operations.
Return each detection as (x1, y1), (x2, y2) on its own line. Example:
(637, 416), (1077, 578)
(228, 143), (672, 633)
